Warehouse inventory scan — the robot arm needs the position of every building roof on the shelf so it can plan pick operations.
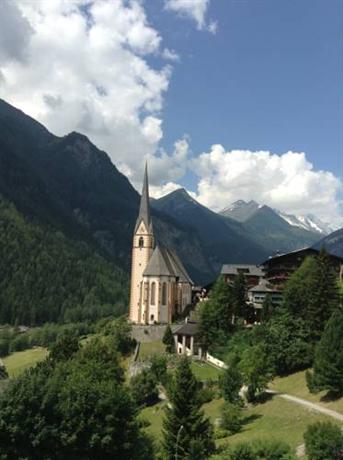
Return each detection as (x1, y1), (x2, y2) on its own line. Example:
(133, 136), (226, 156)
(221, 264), (264, 277)
(143, 245), (193, 284)
(173, 321), (199, 337)
(135, 162), (153, 233)
(248, 278), (280, 293)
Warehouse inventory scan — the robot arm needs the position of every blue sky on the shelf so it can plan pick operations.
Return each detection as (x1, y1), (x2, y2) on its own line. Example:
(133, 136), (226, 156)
(0, 0), (342, 225)
(146, 0), (342, 190)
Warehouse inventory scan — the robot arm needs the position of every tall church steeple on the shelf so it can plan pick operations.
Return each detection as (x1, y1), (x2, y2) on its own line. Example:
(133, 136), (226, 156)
(129, 162), (154, 323)
(135, 162), (152, 233)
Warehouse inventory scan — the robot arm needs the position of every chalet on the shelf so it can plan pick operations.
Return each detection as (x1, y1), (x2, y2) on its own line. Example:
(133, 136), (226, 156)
(221, 264), (264, 288)
(247, 279), (283, 317)
(261, 247), (343, 288)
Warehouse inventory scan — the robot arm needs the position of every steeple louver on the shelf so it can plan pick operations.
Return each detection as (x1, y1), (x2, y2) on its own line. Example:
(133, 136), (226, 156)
(135, 162), (152, 233)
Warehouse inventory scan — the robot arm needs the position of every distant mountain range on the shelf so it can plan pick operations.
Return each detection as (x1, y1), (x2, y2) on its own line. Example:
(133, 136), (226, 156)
(221, 200), (333, 235)
(0, 96), (340, 316)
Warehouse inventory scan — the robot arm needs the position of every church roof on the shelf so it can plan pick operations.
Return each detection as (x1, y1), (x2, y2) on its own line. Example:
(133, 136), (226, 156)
(135, 162), (152, 233)
(143, 245), (193, 284)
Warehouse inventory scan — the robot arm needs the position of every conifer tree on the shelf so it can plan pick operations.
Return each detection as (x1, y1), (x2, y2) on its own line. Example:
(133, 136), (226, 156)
(261, 294), (274, 323)
(282, 252), (340, 341)
(219, 360), (243, 405)
(163, 325), (175, 353)
(198, 276), (233, 350)
(162, 357), (215, 459)
(231, 272), (247, 321)
(307, 310), (343, 394)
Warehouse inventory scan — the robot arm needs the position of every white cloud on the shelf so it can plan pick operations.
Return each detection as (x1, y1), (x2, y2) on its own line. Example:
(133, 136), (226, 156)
(0, 0), (170, 183)
(190, 146), (343, 227)
(162, 48), (180, 62)
(165, 0), (215, 32)
(145, 137), (190, 186)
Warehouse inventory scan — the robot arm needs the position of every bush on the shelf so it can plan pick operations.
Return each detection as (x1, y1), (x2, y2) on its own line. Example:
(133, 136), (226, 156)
(198, 386), (216, 404)
(253, 439), (295, 459)
(150, 355), (167, 384)
(214, 428), (229, 439)
(228, 443), (256, 460)
(220, 402), (243, 434)
(130, 370), (159, 408)
(304, 421), (343, 460)
(0, 338), (10, 357)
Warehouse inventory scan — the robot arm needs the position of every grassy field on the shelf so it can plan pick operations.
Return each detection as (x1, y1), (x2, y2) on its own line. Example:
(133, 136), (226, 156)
(140, 394), (338, 454)
(270, 370), (343, 414)
(206, 396), (337, 451)
(3, 347), (48, 378)
(138, 340), (165, 360)
(190, 361), (223, 381)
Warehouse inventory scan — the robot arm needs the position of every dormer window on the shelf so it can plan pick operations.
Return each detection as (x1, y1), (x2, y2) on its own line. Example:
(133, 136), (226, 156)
(139, 236), (144, 248)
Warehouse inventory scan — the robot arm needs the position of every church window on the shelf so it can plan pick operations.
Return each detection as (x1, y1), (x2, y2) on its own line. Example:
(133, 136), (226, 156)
(151, 282), (156, 305)
(162, 282), (167, 305)
(138, 236), (144, 248)
(150, 314), (154, 322)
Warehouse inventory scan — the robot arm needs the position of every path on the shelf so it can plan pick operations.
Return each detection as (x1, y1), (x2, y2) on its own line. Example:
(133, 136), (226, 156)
(266, 389), (343, 422)
(266, 390), (343, 458)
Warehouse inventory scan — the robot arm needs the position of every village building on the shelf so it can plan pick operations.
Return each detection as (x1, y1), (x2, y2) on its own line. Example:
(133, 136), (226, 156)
(261, 247), (343, 288)
(129, 164), (193, 325)
(247, 278), (283, 322)
(221, 264), (264, 287)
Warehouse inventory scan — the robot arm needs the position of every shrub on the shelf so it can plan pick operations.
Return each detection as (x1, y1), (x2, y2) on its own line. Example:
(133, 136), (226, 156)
(229, 443), (256, 460)
(198, 386), (216, 404)
(304, 421), (343, 460)
(130, 370), (159, 408)
(253, 439), (295, 459)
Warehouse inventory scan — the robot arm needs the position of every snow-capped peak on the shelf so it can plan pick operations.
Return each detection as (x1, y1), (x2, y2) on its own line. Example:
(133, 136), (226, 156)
(276, 211), (333, 235)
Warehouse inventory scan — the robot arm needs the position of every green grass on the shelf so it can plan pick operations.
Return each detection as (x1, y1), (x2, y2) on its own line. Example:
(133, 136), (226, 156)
(270, 370), (343, 414)
(139, 393), (340, 453)
(3, 347), (48, 378)
(139, 401), (167, 437)
(191, 361), (223, 381)
(138, 340), (165, 360)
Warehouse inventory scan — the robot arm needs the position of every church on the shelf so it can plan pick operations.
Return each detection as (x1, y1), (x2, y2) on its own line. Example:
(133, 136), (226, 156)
(129, 164), (193, 325)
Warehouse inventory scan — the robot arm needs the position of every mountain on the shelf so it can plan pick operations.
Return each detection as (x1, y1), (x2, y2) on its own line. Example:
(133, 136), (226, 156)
(277, 211), (333, 235)
(221, 199), (331, 235)
(0, 98), (225, 300)
(313, 228), (343, 257)
(152, 189), (270, 275)
(221, 200), (261, 222)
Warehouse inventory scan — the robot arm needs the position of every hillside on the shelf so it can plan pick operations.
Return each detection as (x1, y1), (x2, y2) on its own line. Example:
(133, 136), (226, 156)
(313, 228), (343, 257)
(152, 189), (269, 271)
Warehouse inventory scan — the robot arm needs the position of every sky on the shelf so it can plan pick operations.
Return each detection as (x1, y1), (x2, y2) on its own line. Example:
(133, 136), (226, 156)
(0, 0), (342, 227)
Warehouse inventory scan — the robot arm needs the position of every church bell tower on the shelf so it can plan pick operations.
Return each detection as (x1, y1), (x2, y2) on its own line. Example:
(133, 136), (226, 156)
(129, 163), (154, 323)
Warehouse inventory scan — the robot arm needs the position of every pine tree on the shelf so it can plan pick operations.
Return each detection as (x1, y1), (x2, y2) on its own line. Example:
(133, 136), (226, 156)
(162, 357), (215, 459)
(307, 310), (343, 394)
(219, 360), (243, 404)
(232, 272), (247, 321)
(283, 252), (340, 341)
(198, 276), (233, 350)
(261, 294), (274, 323)
(163, 325), (175, 353)
(306, 250), (340, 340)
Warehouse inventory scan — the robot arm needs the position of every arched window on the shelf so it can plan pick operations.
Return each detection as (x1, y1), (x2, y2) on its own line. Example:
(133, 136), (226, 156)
(151, 282), (156, 305)
(162, 282), (167, 305)
(138, 236), (144, 248)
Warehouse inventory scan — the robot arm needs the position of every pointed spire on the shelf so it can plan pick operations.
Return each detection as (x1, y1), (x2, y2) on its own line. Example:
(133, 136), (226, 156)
(135, 162), (152, 232)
